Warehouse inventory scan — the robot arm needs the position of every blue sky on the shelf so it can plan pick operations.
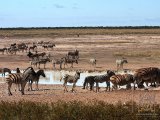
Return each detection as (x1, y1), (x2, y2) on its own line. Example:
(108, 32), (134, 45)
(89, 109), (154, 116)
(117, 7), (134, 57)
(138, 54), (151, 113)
(0, 0), (160, 27)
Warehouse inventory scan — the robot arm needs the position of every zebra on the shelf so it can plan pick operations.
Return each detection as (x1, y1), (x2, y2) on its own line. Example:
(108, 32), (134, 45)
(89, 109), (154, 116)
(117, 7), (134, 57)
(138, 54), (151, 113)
(28, 69), (46, 91)
(52, 58), (64, 70)
(110, 74), (134, 90)
(116, 58), (128, 71)
(89, 58), (97, 68)
(60, 71), (81, 92)
(5, 67), (35, 95)
(94, 70), (115, 92)
(133, 67), (160, 89)
(82, 76), (96, 91)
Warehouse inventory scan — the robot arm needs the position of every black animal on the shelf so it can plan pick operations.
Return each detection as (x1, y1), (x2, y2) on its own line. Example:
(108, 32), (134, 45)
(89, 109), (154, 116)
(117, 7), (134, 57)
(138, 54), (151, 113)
(68, 49), (79, 59)
(0, 48), (7, 54)
(82, 76), (96, 91)
(0, 68), (11, 77)
(28, 69), (46, 91)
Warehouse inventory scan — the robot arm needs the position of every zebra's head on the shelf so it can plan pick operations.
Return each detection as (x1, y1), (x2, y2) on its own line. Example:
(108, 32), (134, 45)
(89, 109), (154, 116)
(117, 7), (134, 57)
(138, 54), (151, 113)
(107, 70), (115, 77)
(37, 69), (46, 78)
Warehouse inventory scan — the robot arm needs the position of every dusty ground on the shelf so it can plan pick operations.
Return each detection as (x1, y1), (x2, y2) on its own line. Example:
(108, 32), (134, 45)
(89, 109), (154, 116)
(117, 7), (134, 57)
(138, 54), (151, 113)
(0, 34), (160, 103)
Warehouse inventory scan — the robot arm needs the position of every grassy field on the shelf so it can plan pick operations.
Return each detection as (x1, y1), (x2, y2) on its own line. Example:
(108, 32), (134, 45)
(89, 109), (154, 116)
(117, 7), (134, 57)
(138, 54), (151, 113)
(0, 100), (159, 120)
(1, 27), (160, 38)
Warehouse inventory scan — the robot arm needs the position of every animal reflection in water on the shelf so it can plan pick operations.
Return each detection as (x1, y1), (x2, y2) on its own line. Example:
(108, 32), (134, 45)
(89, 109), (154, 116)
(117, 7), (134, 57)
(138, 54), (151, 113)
(60, 71), (81, 92)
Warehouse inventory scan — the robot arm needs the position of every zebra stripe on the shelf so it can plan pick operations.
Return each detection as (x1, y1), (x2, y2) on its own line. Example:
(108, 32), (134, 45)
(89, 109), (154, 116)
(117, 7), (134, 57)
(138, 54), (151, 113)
(133, 67), (160, 88)
(110, 74), (134, 90)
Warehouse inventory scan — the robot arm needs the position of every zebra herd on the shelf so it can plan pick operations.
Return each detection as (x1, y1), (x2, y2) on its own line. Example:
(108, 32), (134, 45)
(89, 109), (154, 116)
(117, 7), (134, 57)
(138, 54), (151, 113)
(3, 66), (160, 96)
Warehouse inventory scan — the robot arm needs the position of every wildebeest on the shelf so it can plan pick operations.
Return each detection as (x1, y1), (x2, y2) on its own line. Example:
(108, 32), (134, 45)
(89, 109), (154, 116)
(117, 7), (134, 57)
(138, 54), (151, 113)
(36, 57), (51, 69)
(82, 76), (96, 91)
(28, 69), (46, 91)
(0, 48), (7, 54)
(60, 71), (81, 92)
(27, 51), (46, 60)
(42, 43), (55, 50)
(110, 74), (134, 90)
(63, 57), (78, 68)
(133, 67), (160, 89)
(0, 68), (11, 77)
(94, 70), (115, 92)
(116, 58), (128, 71)
(5, 67), (35, 95)
(68, 49), (79, 59)
(29, 45), (37, 52)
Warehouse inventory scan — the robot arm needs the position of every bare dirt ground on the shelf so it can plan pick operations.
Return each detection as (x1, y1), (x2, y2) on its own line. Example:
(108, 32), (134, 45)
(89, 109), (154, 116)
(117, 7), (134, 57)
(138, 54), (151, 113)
(0, 34), (160, 103)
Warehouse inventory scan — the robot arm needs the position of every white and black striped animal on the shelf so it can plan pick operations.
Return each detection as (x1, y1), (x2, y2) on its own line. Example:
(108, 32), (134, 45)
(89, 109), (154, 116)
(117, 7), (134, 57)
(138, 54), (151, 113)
(60, 71), (81, 92)
(28, 69), (46, 91)
(110, 74), (134, 90)
(94, 70), (115, 92)
(133, 67), (160, 89)
(90, 58), (97, 68)
(116, 58), (128, 71)
(5, 67), (35, 95)
(52, 58), (64, 69)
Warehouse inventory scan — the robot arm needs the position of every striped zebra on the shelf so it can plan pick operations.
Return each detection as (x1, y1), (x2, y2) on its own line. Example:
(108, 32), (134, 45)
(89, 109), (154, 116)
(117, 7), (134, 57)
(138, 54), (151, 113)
(110, 74), (134, 90)
(94, 70), (115, 92)
(116, 58), (128, 71)
(90, 58), (97, 68)
(133, 67), (160, 89)
(6, 67), (35, 95)
(60, 71), (81, 92)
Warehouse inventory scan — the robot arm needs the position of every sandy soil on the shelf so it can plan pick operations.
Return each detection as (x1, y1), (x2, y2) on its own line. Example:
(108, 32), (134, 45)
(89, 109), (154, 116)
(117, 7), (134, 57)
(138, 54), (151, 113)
(0, 34), (160, 103)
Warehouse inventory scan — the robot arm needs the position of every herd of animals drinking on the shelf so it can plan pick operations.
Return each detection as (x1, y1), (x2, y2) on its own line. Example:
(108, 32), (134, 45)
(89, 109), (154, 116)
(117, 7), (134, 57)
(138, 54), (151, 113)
(0, 40), (159, 95)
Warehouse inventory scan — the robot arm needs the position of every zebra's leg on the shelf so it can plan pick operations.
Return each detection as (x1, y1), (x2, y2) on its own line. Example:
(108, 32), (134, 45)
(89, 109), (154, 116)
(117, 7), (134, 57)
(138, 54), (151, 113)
(96, 82), (99, 92)
(63, 82), (68, 92)
(72, 83), (76, 92)
(106, 82), (110, 92)
(36, 80), (39, 90)
(21, 81), (27, 95)
(8, 82), (12, 96)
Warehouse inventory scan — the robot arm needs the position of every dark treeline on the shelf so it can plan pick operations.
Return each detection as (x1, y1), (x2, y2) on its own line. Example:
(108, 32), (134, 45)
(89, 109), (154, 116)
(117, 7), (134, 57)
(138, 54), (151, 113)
(1, 26), (160, 30)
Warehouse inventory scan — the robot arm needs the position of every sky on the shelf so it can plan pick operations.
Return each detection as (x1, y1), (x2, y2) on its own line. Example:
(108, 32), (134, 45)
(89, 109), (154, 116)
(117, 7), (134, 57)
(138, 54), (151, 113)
(0, 0), (160, 27)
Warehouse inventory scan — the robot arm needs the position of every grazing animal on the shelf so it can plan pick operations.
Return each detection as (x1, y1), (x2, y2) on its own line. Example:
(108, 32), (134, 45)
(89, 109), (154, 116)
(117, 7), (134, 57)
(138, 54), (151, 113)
(52, 58), (64, 69)
(68, 49), (79, 59)
(36, 57), (51, 69)
(63, 57), (78, 68)
(82, 76), (95, 91)
(28, 69), (46, 91)
(90, 58), (97, 68)
(116, 58), (128, 71)
(0, 68), (11, 77)
(0, 48), (7, 54)
(133, 67), (160, 89)
(110, 74), (134, 90)
(29, 45), (37, 52)
(43, 43), (55, 50)
(94, 70), (115, 92)
(60, 71), (81, 92)
(5, 67), (35, 95)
